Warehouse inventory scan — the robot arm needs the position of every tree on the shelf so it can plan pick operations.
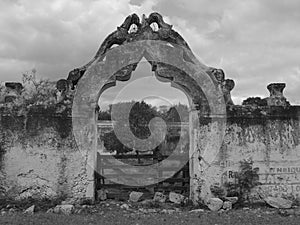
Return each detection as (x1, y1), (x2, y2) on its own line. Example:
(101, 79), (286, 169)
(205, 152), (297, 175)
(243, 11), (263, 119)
(102, 101), (158, 153)
(100, 101), (189, 154)
(162, 103), (189, 122)
(20, 69), (57, 106)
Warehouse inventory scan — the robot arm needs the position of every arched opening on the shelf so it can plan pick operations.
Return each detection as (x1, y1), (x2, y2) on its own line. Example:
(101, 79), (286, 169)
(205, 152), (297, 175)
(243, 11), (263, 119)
(98, 61), (189, 111)
(72, 39), (226, 203)
(96, 60), (192, 199)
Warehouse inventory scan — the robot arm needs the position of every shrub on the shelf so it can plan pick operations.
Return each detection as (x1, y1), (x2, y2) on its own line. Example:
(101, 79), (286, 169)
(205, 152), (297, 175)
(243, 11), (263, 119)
(0, 69), (59, 114)
(20, 69), (57, 107)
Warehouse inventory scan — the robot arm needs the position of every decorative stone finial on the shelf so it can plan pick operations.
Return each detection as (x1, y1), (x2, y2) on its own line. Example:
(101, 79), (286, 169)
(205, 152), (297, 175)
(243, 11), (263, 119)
(4, 82), (23, 103)
(223, 79), (235, 105)
(267, 83), (285, 97)
(266, 83), (289, 107)
(206, 67), (235, 105)
(56, 79), (70, 103)
(5, 82), (23, 94)
(66, 12), (190, 90)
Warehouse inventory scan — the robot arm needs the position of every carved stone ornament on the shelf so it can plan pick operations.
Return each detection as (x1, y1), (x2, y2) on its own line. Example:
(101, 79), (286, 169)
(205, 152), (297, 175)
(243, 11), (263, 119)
(66, 13), (190, 88)
(205, 67), (235, 105)
(266, 83), (290, 107)
(59, 12), (235, 108)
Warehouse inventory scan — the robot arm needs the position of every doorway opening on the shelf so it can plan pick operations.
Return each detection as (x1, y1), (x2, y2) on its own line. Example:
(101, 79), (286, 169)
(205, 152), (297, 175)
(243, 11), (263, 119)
(96, 61), (191, 200)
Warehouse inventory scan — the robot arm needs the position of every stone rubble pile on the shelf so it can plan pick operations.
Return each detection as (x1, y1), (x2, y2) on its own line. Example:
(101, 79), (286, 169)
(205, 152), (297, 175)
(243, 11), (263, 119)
(1, 192), (299, 217)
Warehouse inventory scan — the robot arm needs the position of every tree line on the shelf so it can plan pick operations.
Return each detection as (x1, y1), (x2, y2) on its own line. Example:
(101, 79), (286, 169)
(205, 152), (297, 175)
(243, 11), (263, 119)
(98, 101), (189, 154)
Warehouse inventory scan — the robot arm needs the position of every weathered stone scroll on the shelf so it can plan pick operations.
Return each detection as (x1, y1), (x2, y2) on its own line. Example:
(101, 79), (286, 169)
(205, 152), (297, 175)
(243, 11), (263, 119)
(57, 12), (235, 106)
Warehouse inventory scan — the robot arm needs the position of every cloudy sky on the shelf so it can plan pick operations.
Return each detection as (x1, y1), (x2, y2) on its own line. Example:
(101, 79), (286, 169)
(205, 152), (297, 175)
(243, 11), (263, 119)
(0, 0), (299, 106)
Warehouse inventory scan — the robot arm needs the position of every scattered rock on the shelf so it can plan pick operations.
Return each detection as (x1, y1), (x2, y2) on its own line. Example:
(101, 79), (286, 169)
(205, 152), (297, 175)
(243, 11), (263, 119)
(46, 208), (54, 213)
(74, 209), (83, 214)
(189, 209), (205, 213)
(78, 198), (93, 206)
(81, 205), (92, 209)
(278, 208), (300, 217)
(169, 192), (185, 204)
(61, 199), (76, 205)
(153, 192), (166, 203)
(224, 197), (238, 204)
(129, 191), (144, 202)
(281, 209), (295, 216)
(53, 207), (60, 214)
(161, 209), (175, 214)
(147, 209), (158, 213)
(207, 198), (224, 212)
(140, 199), (154, 205)
(97, 189), (108, 201)
(120, 204), (130, 210)
(264, 196), (292, 209)
(222, 201), (232, 210)
(54, 205), (75, 215)
(218, 209), (226, 214)
(294, 208), (300, 216)
(24, 205), (35, 214)
(8, 208), (16, 214)
(140, 208), (157, 213)
(1, 211), (6, 216)
(264, 210), (275, 215)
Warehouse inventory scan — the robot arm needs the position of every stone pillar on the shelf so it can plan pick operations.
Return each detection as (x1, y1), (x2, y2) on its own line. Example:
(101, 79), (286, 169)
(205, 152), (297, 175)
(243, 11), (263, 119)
(266, 83), (290, 107)
(189, 108), (199, 203)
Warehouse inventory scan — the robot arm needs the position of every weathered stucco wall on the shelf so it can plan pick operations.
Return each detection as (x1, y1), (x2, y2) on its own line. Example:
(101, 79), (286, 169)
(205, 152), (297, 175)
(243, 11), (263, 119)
(1, 104), (300, 203)
(191, 105), (300, 202)
(0, 106), (89, 202)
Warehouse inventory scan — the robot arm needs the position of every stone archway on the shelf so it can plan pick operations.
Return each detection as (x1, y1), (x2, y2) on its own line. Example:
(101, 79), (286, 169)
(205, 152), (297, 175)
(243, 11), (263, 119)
(69, 12), (228, 203)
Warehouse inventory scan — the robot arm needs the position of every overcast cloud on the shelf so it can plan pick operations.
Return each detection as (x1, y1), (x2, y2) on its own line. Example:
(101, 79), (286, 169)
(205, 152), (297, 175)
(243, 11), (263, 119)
(0, 0), (299, 105)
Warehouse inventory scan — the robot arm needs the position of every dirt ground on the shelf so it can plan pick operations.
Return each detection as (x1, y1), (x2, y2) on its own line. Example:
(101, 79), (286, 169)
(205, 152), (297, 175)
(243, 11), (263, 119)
(1, 201), (300, 225)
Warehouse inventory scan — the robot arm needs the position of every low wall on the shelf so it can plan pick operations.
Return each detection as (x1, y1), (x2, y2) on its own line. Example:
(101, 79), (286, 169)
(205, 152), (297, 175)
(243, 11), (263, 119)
(1, 104), (300, 202)
(0, 105), (89, 201)
(191, 105), (300, 202)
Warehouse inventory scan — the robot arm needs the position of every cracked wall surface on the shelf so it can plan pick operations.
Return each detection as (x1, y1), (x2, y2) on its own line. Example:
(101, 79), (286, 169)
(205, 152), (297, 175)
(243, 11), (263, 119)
(190, 105), (300, 203)
(0, 106), (88, 201)
(1, 104), (299, 203)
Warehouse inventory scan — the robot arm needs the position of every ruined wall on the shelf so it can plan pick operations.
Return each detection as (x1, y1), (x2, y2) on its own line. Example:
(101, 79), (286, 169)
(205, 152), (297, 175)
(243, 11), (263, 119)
(1, 104), (300, 202)
(1, 80), (300, 204)
(191, 105), (300, 202)
(0, 105), (88, 201)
